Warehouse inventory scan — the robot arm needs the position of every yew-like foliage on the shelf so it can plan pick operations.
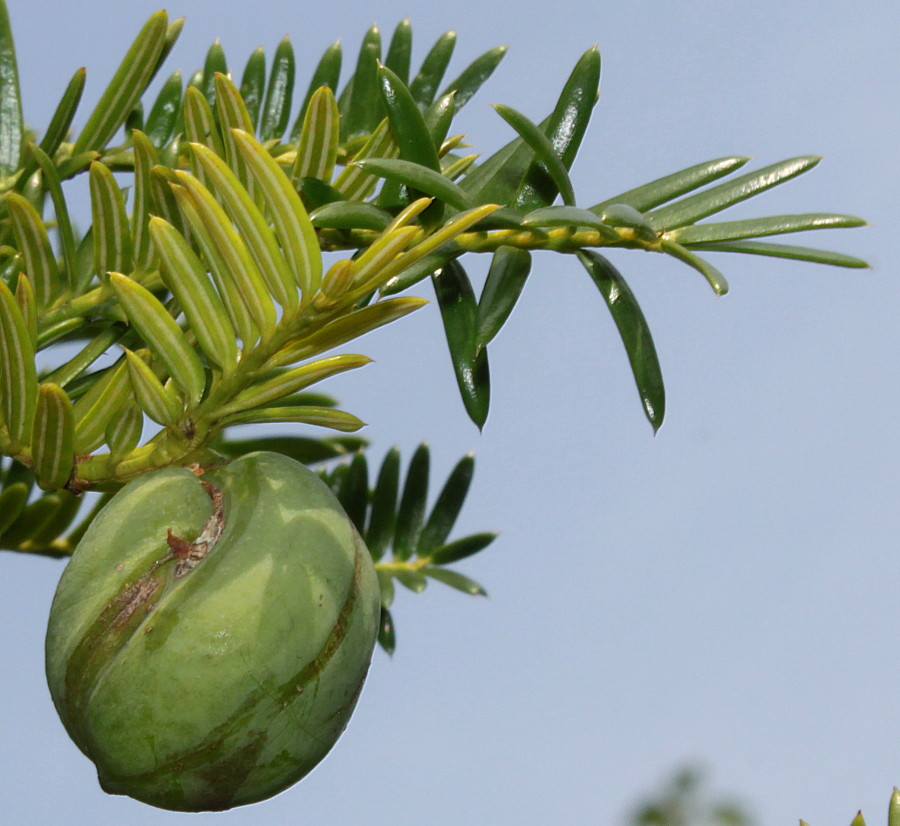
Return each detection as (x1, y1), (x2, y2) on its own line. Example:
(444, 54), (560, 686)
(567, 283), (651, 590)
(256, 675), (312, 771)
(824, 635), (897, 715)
(0, 7), (867, 685)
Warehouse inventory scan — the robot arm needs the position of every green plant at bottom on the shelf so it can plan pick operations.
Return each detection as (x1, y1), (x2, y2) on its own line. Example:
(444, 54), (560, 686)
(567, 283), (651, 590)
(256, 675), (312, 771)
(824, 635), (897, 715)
(628, 766), (753, 826)
(801, 788), (900, 826)
(0, 2), (874, 814)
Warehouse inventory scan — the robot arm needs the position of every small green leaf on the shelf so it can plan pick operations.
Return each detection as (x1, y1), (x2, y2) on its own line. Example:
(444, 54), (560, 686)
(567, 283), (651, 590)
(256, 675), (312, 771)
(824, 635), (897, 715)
(90, 161), (134, 280)
(476, 246), (531, 352)
(335, 451), (368, 535)
(124, 348), (182, 426)
(43, 327), (123, 390)
(5, 191), (59, 304)
(232, 128), (323, 299)
(342, 25), (382, 140)
(590, 156), (750, 214)
(0, 491), (63, 548)
(298, 176), (346, 210)
(393, 443), (429, 561)
(378, 64), (443, 216)
(514, 46), (600, 211)
(0, 0), (23, 176)
(577, 250), (665, 432)
(380, 247), (460, 296)
(409, 31), (455, 108)
(28, 144), (77, 288)
(148, 163), (186, 238)
(172, 171), (277, 337)
(378, 66), (443, 217)
(13, 274), (36, 348)
(333, 118), (398, 201)
(105, 403), (143, 459)
(239, 46), (266, 131)
(646, 156), (823, 230)
(442, 153), (478, 182)
(433, 260), (490, 429)
(148, 216), (238, 371)
(366, 446), (400, 562)
(384, 19), (412, 83)
(188, 140), (297, 310)
(292, 85), (340, 184)
(31, 383), (75, 491)
(0, 278), (36, 446)
(355, 157), (472, 211)
(377, 568), (395, 609)
(71, 356), (131, 454)
(170, 183), (259, 347)
(291, 40), (342, 141)
(439, 44), (507, 114)
(350, 225), (419, 295)
(889, 788), (900, 826)
(110, 272), (207, 406)
(221, 405), (364, 431)
(217, 354), (371, 417)
(272, 296), (426, 366)
(260, 36), (295, 141)
(428, 532), (496, 565)
(684, 239), (869, 268)
(144, 69), (182, 148)
(28, 489), (82, 547)
(310, 201), (393, 232)
(14, 68), (85, 188)
(378, 607), (396, 654)
(667, 213), (866, 245)
(521, 206), (616, 237)
(493, 103), (576, 207)
(0, 481), (28, 535)
(424, 91), (456, 149)
(73, 10), (169, 153)
(417, 452), (474, 553)
(200, 39), (228, 109)
(459, 123), (536, 204)
(130, 130), (158, 272)
(182, 85), (224, 165)
(422, 566), (487, 596)
(394, 567), (427, 592)
(596, 203), (658, 242)
(660, 240), (729, 295)
(382, 203), (500, 294)
(213, 73), (258, 196)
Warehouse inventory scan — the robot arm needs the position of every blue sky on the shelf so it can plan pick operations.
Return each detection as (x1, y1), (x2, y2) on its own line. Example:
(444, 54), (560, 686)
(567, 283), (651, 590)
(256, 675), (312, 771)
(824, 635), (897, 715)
(0, 1), (897, 824)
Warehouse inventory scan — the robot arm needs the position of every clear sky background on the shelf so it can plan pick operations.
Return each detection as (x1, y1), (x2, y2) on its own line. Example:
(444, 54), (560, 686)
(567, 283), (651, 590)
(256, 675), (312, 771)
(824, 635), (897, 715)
(0, 1), (897, 824)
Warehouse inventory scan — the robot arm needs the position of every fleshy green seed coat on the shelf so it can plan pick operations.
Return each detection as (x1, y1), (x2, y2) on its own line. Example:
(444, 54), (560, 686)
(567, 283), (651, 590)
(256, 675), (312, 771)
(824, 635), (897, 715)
(45, 452), (381, 812)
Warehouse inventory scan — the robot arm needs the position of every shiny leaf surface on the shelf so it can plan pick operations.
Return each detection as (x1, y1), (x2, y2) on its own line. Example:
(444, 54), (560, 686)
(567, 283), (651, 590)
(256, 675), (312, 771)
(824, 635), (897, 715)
(433, 259), (490, 429)
(578, 250), (665, 432)
(590, 156), (750, 214)
(476, 246), (531, 351)
(260, 36), (295, 141)
(0, 0), (23, 176)
(393, 443), (429, 561)
(417, 452), (474, 553)
(646, 156), (822, 230)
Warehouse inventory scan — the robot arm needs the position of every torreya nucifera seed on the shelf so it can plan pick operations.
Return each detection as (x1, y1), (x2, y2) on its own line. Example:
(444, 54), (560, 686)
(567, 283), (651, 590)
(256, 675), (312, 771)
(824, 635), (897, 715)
(45, 452), (381, 812)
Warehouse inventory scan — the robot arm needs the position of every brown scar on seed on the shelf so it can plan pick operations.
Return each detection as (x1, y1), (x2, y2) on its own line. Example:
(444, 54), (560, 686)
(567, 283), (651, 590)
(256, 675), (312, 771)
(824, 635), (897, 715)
(167, 480), (226, 579)
(166, 530), (193, 560)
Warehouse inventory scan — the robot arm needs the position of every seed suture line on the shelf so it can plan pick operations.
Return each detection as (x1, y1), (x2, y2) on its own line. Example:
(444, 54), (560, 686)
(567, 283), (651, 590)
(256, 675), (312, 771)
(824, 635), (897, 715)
(167, 480), (226, 578)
